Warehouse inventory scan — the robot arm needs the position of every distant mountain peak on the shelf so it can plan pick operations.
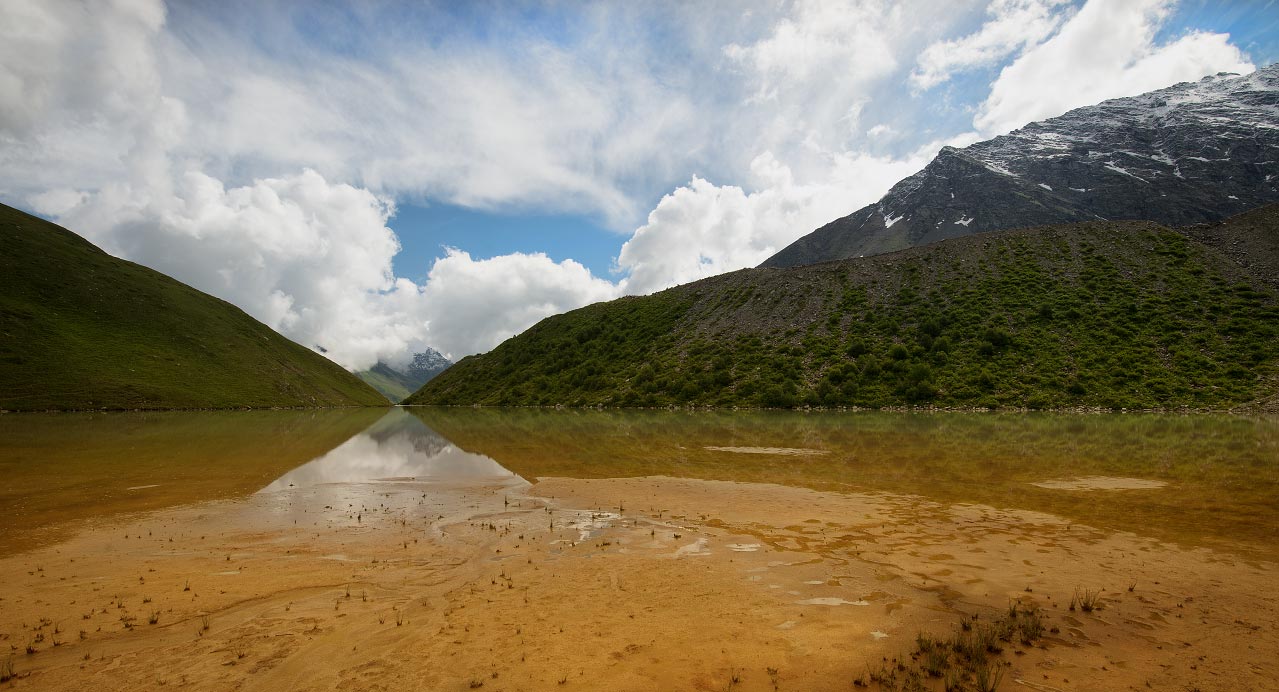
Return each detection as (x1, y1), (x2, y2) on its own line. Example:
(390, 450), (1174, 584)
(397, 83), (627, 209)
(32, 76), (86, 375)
(407, 348), (451, 378)
(762, 65), (1279, 268)
(356, 347), (453, 403)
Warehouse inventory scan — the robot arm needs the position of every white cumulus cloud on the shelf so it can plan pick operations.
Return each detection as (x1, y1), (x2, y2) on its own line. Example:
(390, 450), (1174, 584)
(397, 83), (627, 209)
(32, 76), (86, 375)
(617, 147), (940, 295)
(419, 250), (621, 358)
(44, 168), (410, 369)
(973, 0), (1255, 135)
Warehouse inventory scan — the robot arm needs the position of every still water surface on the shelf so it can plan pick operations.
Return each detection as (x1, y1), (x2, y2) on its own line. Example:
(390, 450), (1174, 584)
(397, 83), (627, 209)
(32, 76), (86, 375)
(2, 407), (1275, 558)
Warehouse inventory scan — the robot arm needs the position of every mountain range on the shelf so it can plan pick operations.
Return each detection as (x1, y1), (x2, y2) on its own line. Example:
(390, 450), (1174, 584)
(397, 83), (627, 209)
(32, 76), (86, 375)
(7, 66), (1278, 413)
(763, 65), (1279, 267)
(405, 68), (1279, 411)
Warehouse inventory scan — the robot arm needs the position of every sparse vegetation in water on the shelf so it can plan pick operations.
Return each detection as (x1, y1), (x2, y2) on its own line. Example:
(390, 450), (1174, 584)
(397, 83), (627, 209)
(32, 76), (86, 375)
(974, 660), (1005, 692)
(871, 603), (1046, 690)
(919, 635), (949, 677)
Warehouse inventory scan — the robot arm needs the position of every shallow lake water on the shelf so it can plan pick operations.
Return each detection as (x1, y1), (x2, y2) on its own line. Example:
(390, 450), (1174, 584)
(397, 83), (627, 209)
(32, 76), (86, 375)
(3, 407), (1278, 691)
(2, 407), (1276, 558)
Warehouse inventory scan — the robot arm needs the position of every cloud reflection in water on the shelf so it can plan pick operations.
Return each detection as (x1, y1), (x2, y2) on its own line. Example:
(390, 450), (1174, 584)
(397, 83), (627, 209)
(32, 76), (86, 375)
(259, 409), (515, 492)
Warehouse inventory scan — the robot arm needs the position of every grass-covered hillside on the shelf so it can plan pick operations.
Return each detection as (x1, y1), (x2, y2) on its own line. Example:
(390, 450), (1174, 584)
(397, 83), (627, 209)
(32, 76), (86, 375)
(0, 203), (388, 411)
(357, 363), (419, 403)
(406, 207), (1279, 411)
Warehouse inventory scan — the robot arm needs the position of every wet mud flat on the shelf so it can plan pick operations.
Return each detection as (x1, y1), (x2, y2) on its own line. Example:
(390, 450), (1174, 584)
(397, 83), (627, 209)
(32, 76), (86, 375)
(2, 470), (1275, 691)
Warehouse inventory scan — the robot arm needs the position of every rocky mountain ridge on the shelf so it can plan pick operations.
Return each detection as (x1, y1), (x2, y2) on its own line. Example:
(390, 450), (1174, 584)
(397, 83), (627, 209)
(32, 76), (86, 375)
(763, 65), (1279, 267)
(406, 349), (452, 381)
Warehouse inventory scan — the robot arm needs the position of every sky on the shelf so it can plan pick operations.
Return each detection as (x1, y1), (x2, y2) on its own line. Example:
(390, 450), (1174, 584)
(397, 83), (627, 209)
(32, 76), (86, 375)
(0, 0), (1273, 370)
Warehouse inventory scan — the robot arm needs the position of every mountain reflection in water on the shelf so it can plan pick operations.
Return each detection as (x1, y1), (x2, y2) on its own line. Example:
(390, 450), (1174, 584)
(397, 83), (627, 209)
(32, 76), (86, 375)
(260, 408), (515, 492)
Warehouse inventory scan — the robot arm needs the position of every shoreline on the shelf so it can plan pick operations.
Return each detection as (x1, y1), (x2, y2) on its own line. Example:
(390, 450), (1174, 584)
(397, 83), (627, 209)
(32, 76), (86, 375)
(402, 403), (1279, 415)
(2, 471), (1275, 690)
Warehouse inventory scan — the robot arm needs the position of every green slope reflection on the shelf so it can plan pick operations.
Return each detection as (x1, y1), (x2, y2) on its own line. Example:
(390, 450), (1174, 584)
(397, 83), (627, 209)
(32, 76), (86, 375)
(411, 408), (1279, 560)
(0, 408), (384, 553)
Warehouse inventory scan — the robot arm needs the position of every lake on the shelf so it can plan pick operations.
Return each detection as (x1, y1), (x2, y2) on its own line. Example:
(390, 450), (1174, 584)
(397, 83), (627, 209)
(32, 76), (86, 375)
(1, 408), (1276, 690)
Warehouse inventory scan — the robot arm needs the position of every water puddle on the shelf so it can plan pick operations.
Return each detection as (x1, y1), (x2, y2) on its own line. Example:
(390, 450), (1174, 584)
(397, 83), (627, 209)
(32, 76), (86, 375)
(704, 446), (829, 456)
(796, 597), (870, 606)
(1031, 476), (1168, 491)
(674, 537), (711, 557)
(562, 511), (620, 541)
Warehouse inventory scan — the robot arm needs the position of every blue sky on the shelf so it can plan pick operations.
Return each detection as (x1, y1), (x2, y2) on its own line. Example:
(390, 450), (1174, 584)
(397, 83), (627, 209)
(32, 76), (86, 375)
(1164, 0), (1279, 64)
(1, 0), (1275, 368)
(389, 202), (625, 282)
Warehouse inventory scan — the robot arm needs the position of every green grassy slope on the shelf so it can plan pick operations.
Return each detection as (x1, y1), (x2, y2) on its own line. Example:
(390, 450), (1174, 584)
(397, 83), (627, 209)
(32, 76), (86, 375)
(406, 210), (1279, 410)
(356, 363), (415, 403)
(0, 203), (388, 410)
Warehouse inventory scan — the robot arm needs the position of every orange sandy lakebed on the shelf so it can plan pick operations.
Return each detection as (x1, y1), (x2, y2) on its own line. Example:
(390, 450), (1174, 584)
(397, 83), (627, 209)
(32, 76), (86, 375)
(0, 409), (1276, 691)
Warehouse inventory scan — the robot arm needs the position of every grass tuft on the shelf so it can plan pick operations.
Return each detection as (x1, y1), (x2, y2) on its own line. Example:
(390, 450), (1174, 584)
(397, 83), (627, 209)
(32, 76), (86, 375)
(1070, 587), (1102, 613)
(974, 661), (1004, 692)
